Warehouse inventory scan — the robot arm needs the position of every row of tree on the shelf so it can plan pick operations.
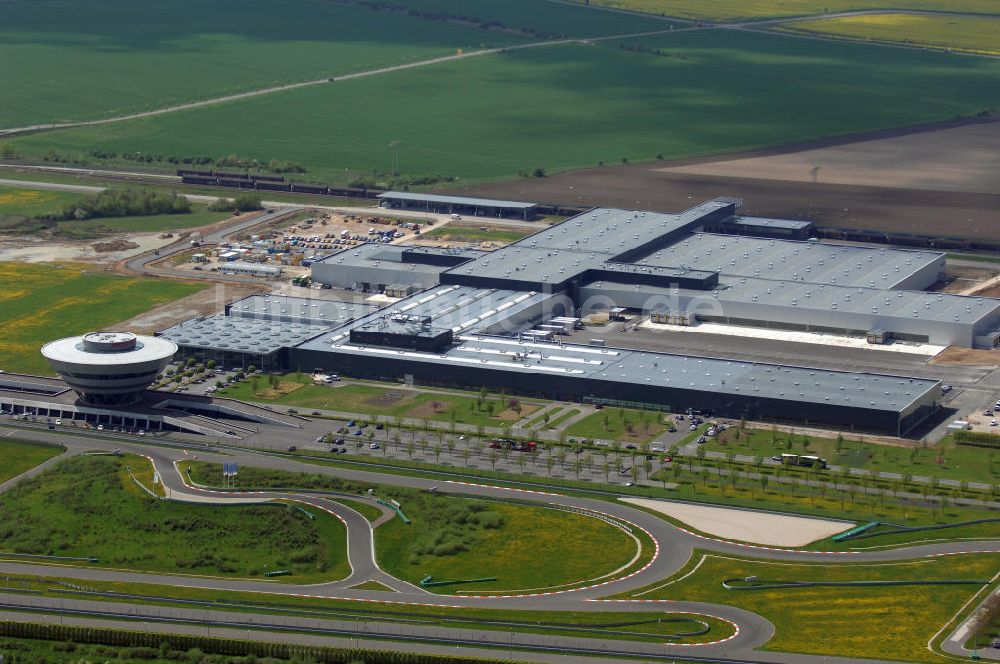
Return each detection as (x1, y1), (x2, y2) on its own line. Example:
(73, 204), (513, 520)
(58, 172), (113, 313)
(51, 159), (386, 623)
(0, 620), (504, 663)
(46, 188), (191, 221)
(208, 192), (262, 212)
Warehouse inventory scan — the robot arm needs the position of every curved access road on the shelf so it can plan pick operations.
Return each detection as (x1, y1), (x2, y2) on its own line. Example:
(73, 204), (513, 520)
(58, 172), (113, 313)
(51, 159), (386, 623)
(0, 431), (997, 664)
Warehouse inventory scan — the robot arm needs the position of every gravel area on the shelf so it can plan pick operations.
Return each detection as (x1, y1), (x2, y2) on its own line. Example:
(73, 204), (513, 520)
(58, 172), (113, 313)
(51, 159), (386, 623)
(620, 498), (852, 547)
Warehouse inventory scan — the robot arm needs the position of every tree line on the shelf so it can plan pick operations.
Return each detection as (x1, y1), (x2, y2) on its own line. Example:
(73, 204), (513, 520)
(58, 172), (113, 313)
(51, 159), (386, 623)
(46, 188), (191, 221)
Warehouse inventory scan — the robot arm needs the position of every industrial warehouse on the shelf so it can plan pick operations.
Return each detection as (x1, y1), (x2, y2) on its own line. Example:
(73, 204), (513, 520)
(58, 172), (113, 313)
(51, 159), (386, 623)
(152, 197), (1000, 436)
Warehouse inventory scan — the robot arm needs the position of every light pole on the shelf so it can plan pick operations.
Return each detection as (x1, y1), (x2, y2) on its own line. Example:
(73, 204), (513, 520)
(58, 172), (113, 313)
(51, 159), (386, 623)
(809, 165), (821, 217)
(389, 140), (402, 176)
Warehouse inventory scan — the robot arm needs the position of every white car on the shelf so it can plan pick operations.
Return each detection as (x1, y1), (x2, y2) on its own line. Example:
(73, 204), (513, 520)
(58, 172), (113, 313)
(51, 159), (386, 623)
(97, 424), (104, 431)
(991, 420), (997, 427)
(370, 442), (380, 450)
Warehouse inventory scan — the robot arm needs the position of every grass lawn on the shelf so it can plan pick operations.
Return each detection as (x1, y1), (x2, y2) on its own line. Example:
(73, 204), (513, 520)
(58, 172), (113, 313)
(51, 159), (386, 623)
(377, 497), (638, 593)
(0, 454), (350, 582)
(217, 377), (544, 428)
(421, 224), (535, 245)
(704, 427), (1000, 485)
(0, 262), (205, 375)
(621, 551), (1000, 662)
(0, 185), (83, 218)
(566, 407), (667, 443)
(575, 0), (1000, 20)
(348, 580), (396, 592)
(13, 30), (1000, 185)
(54, 206), (230, 237)
(0, 440), (63, 484)
(333, 498), (383, 522)
(183, 460), (640, 594)
(549, 408), (582, 429)
(781, 13), (1000, 55)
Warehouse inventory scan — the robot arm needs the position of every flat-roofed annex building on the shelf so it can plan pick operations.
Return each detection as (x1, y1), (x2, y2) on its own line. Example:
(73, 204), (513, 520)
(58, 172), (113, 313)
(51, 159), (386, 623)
(377, 192), (538, 220)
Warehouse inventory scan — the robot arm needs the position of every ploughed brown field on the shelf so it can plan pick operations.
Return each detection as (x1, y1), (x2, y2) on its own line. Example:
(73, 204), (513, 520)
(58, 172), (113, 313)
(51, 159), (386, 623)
(446, 119), (1000, 241)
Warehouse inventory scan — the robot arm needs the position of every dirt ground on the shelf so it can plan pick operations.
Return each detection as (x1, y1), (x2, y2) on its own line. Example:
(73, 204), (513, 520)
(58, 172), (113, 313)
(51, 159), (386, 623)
(449, 120), (1000, 241)
(112, 281), (264, 334)
(0, 231), (173, 264)
(659, 122), (1000, 195)
(936, 266), (1000, 294)
(930, 346), (1000, 367)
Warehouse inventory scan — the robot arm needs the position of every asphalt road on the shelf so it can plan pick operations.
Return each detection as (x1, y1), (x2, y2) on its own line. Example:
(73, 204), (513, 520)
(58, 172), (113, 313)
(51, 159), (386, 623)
(0, 429), (996, 663)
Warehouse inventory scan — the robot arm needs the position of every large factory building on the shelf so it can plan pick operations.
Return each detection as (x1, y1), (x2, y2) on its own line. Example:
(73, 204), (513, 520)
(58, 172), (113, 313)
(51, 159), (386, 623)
(156, 197), (1000, 436)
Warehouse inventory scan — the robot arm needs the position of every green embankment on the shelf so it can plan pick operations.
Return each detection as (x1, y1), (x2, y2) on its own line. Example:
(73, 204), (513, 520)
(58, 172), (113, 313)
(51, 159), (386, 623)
(0, 455), (350, 581)
(0, 440), (63, 484)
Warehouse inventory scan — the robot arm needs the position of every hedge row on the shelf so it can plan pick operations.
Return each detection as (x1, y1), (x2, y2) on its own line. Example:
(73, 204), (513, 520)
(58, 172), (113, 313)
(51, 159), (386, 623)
(953, 430), (1000, 449)
(0, 620), (504, 664)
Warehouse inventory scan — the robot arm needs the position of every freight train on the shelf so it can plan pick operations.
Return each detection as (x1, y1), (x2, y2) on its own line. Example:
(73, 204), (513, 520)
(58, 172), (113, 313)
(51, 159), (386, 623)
(174, 169), (585, 217)
(816, 226), (1000, 253)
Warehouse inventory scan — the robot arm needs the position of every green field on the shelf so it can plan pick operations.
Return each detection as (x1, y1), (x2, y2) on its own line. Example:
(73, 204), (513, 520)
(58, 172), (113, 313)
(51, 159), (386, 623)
(704, 427), (1000, 485)
(0, 186), (82, 218)
(217, 377), (544, 428)
(0, 0), (669, 129)
(12, 30), (1000, 185)
(574, 0), (1000, 20)
(781, 13), (1000, 55)
(0, 455), (350, 581)
(54, 207), (229, 237)
(0, 262), (205, 375)
(421, 224), (535, 244)
(0, 440), (63, 484)
(185, 461), (640, 594)
(621, 551), (1000, 662)
(566, 407), (667, 443)
(0, 185), (231, 238)
(0, 0), (512, 128)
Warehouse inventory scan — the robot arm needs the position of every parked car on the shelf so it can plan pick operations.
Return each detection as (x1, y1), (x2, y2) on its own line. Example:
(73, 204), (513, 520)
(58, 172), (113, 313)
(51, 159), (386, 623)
(370, 442), (380, 450)
(287, 445), (297, 452)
